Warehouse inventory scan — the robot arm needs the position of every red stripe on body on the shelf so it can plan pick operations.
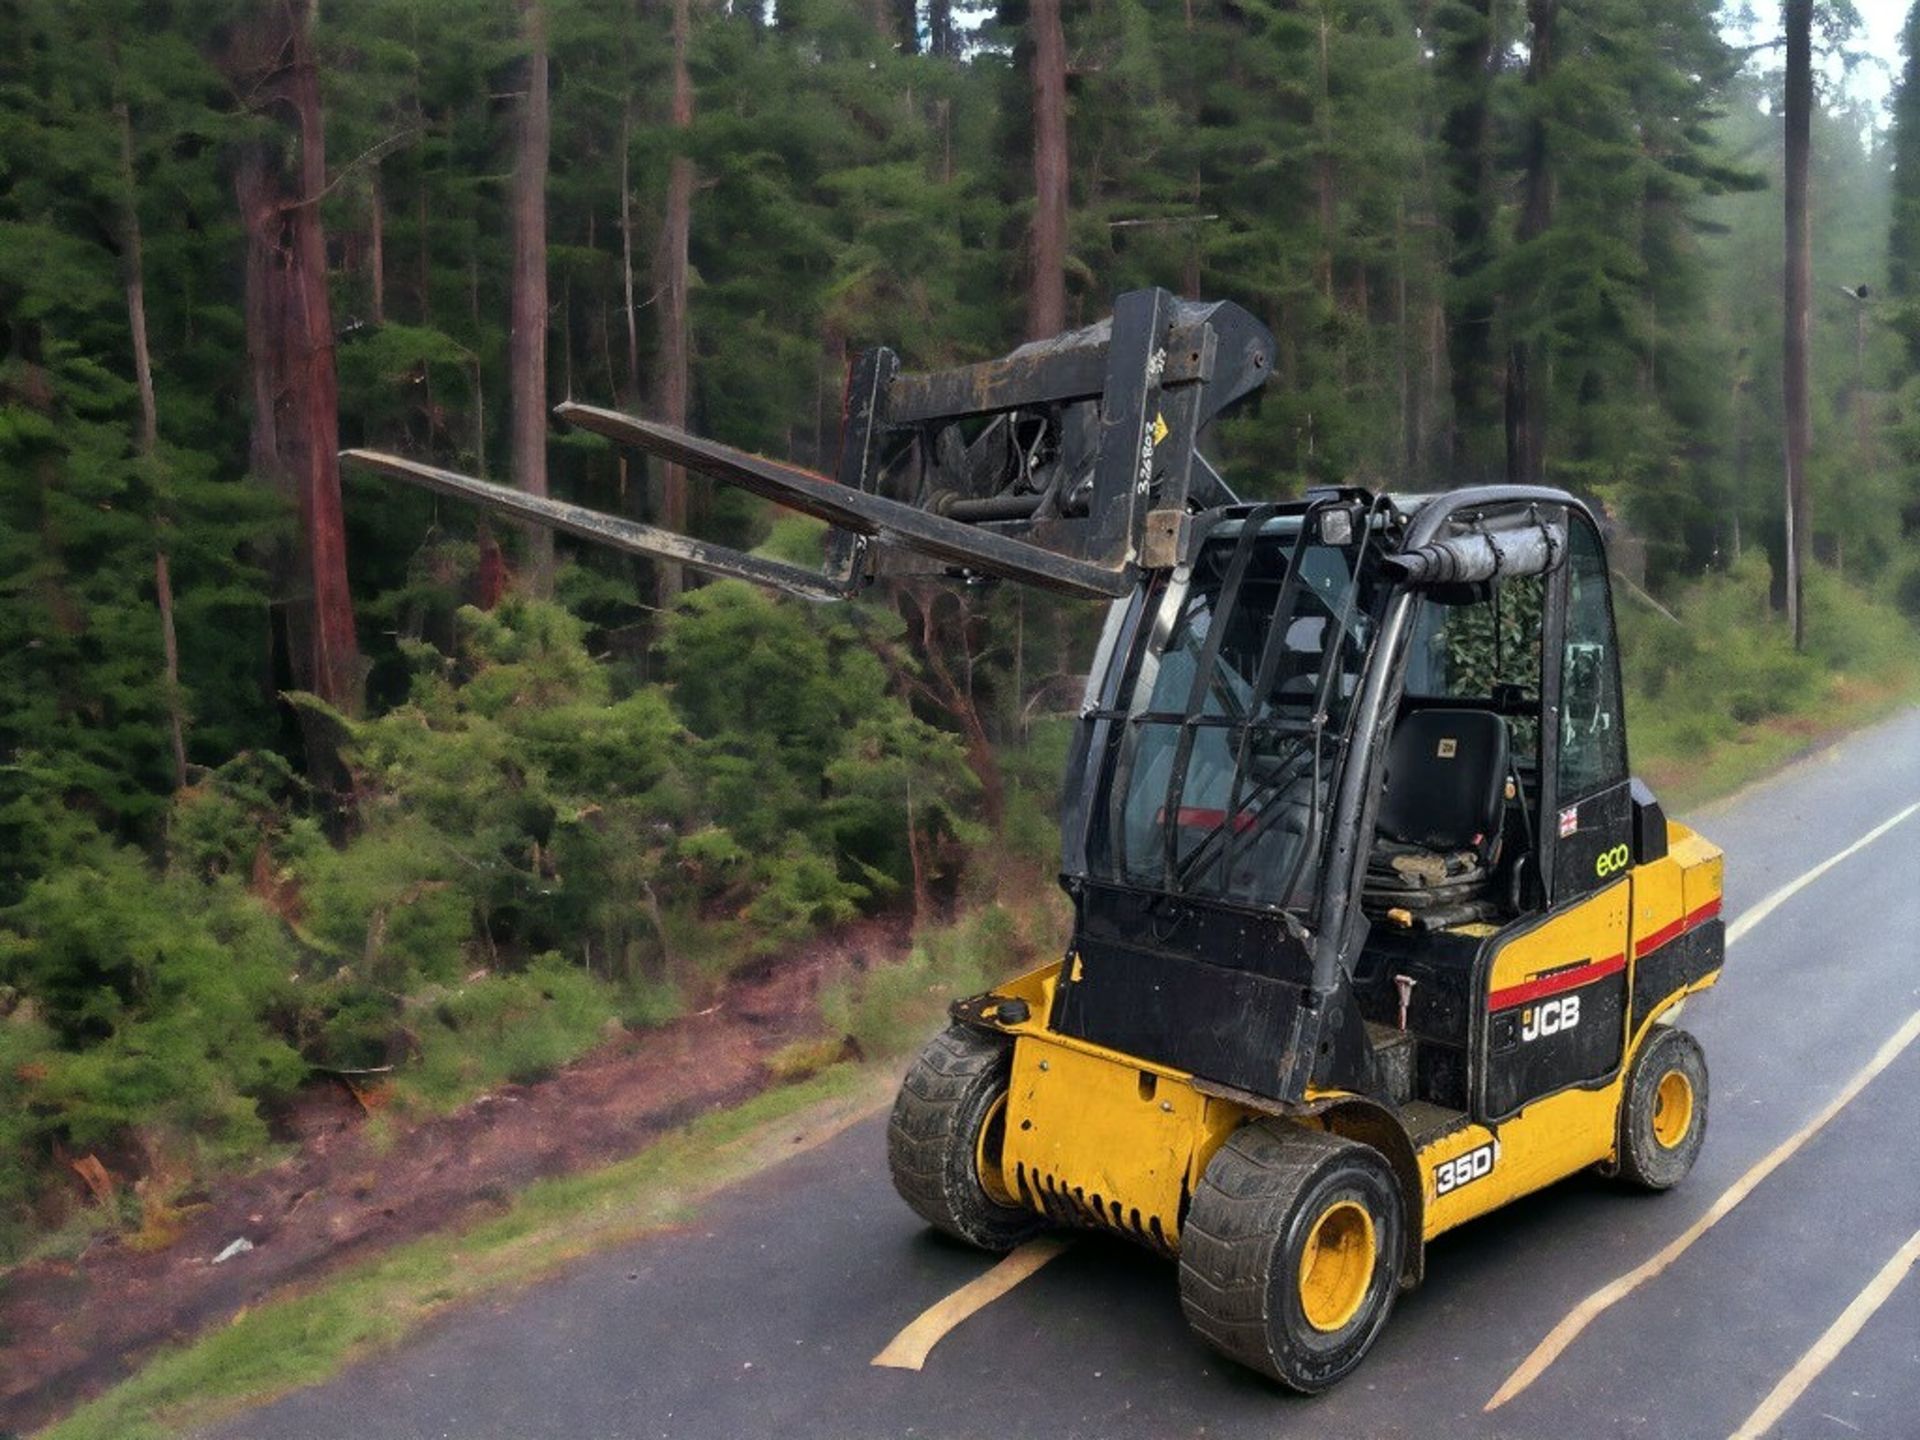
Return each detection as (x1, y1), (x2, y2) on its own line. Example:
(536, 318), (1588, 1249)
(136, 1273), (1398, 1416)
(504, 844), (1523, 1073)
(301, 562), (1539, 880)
(1488, 952), (1625, 1012)
(1486, 895), (1723, 1013)
(1632, 897), (1723, 959)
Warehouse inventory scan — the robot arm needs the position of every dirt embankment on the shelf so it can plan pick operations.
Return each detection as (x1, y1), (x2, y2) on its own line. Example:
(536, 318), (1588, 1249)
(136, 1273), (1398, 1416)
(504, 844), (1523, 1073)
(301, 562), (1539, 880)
(0, 916), (907, 1436)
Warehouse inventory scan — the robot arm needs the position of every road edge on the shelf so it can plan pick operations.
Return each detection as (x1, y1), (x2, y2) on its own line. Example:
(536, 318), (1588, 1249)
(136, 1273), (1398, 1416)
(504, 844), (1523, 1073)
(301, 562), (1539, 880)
(40, 1065), (897, 1440)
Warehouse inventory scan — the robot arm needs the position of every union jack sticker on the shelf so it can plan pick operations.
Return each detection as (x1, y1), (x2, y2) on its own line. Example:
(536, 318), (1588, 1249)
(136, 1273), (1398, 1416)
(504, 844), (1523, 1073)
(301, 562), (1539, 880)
(1558, 805), (1579, 839)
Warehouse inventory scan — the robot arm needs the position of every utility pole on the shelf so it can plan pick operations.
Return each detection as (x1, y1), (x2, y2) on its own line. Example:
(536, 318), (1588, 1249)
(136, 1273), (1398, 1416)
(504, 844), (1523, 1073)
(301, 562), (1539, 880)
(1781, 0), (1813, 648)
(1838, 283), (1873, 576)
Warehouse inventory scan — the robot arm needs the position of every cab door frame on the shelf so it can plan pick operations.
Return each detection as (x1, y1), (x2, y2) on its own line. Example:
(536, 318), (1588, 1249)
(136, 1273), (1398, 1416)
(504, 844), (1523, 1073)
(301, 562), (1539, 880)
(1472, 506), (1636, 1122)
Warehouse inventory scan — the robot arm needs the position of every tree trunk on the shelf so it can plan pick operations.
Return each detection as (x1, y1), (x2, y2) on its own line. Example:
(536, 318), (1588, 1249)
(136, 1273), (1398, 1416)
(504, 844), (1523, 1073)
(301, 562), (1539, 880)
(904, 779), (931, 924)
(237, 149), (282, 485)
(416, 180), (431, 324)
(1027, 0), (1069, 340)
(510, 0), (555, 597)
(620, 96), (641, 406)
(892, 0), (919, 52)
(117, 99), (188, 789)
(284, 9), (361, 713)
(1396, 199), (1414, 477)
(653, 0), (694, 602)
(1504, 0), (1555, 487)
(229, 0), (362, 742)
(153, 552), (188, 787)
(1728, 362), (1748, 565)
(1889, 3), (1920, 367)
(1314, 10), (1335, 303)
(928, 0), (956, 57)
(1439, 0), (1499, 479)
(119, 106), (159, 461)
(1782, 0), (1812, 648)
(368, 164), (385, 327)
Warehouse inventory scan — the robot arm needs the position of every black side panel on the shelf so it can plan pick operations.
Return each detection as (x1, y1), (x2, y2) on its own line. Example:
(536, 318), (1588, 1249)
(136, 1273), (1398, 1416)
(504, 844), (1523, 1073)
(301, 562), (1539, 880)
(1352, 928), (1482, 1111)
(1631, 918), (1724, 1028)
(1050, 945), (1313, 1099)
(1484, 966), (1627, 1120)
(1550, 779), (1633, 902)
(1051, 885), (1334, 1100)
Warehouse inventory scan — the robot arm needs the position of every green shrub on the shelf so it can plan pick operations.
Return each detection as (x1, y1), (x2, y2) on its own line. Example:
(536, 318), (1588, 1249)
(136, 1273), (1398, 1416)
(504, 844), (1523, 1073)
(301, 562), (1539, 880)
(1622, 557), (1918, 786)
(1802, 567), (1914, 675)
(1885, 553), (1920, 625)
(404, 955), (618, 1108)
(743, 843), (871, 949)
(0, 850), (305, 1253)
(0, 585), (993, 1255)
(820, 903), (1028, 1059)
(0, 1005), (61, 1254)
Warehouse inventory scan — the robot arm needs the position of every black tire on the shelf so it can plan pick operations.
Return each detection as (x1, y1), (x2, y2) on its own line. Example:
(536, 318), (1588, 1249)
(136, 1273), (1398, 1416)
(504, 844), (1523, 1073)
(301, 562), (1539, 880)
(1616, 1024), (1709, 1191)
(1179, 1122), (1405, 1393)
(887, 1025), (1043, 1252)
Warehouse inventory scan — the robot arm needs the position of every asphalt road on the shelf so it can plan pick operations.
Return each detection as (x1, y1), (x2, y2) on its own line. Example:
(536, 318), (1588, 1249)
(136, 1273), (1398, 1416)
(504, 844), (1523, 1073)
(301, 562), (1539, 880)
(208, 709), (1920, 1440)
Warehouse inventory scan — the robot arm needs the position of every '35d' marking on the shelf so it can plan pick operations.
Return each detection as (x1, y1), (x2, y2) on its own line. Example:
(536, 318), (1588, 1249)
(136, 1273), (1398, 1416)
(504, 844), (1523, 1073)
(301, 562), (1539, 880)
(1434, 1140), (1500, 1196)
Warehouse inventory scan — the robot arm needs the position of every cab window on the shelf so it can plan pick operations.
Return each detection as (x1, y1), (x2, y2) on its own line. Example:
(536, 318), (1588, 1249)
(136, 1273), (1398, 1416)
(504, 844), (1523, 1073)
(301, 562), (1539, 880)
(1403, 572), (1544, 766)
(1557, 519), (1626, 799)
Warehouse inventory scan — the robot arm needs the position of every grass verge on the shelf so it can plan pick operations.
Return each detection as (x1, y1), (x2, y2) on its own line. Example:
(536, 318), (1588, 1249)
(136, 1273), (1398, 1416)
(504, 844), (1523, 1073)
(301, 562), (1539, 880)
(1622, 559), (1920, 812)
(42, 1064), (894, 1440)
(34, 881), (1066, 1440)
(1635, 672), (1919, 813)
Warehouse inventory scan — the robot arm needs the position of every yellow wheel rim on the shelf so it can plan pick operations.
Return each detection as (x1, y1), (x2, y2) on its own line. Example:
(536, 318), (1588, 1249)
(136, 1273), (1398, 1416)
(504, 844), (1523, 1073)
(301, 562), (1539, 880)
(1652, 1069), (1694, 1149)
(1297, 1200), (1376, 1333)
(975, 1092), (1018, 1207)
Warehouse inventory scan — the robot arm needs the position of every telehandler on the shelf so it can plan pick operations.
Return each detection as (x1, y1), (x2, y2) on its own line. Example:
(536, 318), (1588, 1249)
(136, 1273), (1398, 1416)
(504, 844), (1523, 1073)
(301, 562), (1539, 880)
(344, 289), (1724, 1391)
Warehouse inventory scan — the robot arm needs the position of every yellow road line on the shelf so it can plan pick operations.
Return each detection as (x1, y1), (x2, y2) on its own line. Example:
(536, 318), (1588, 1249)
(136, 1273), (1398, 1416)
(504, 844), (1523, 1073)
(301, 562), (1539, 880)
(871, 1237), (1072, 1371)
(1725, 801), (1918, 946)
(1485, 1007), (1920, 1412)
(1727, 1228), (1920, 1440)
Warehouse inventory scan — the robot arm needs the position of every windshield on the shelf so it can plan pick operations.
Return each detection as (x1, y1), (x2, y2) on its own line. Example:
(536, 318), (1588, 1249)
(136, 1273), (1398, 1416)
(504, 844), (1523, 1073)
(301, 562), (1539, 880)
(1085, 509), (1387, 910)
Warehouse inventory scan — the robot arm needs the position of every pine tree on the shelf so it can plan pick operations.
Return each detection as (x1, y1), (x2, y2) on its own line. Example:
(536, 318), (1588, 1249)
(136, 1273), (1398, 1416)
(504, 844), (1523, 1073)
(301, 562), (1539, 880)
(1889, 3), (1920, 365)
(510, 0), (555, 598)
(224, 0), (364, 725)
(1783, 0), (1813, 645)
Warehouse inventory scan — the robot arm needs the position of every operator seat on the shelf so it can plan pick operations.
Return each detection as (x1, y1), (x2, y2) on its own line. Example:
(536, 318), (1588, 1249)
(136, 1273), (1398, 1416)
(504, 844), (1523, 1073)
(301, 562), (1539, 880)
(1363, 708), (1509, 929)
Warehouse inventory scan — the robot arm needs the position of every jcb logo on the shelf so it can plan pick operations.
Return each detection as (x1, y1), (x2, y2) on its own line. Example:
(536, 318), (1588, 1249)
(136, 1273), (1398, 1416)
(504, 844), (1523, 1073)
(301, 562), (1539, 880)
(1434, 1140), (1499, 1196)
(1595, 843), (1631, 878)
(1521, 994), (1581, 1042)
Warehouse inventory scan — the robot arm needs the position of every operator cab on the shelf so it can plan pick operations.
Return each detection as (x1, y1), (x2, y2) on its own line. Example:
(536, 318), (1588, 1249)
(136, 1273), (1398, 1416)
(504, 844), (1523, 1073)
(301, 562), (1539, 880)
(1348, 499), (1647, 1119)
(1053, 486), (1657, 1115)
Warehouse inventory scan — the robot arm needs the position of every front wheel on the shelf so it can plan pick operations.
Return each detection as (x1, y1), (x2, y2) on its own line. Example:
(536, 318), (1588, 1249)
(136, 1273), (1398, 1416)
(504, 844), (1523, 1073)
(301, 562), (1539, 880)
(1179, 1122), (1405, 1393)
(887, 1025), (1043, 1252)
(1615, 1024), (1709, 1190)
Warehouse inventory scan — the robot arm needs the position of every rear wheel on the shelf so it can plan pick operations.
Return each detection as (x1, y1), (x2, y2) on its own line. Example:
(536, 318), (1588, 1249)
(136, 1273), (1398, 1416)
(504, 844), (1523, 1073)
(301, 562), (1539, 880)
(1616, 1025), (1709, 1190)
(887, 1025), (1042, 1252)
(1179, 1122), (1404, 1393)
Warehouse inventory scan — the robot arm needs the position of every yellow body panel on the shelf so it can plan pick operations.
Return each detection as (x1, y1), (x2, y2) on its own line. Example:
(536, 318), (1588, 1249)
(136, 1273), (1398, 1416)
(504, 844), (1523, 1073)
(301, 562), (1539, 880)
(1415, 825), (1724, 1239)
(976, 822), (1725, 1259)
(1631, 844), (1688, 955)
(1674, 824), (1726, 941)
(1485, 879), (1629, 999)
(1000, 1033), (1243, 1248)
(1417, 1083), (1622, 1238)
